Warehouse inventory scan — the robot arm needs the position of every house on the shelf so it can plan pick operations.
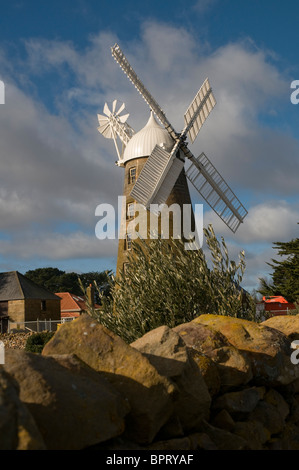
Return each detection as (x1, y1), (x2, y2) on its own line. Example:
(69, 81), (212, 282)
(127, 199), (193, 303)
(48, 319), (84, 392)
(56, 286), (99, 320)
(257, 295), (296, 318)
(0, 271), (61, 332)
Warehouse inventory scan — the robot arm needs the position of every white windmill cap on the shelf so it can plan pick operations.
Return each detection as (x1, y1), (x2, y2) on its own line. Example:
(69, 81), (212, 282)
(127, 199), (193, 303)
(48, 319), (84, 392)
(123, 111), (174, 164)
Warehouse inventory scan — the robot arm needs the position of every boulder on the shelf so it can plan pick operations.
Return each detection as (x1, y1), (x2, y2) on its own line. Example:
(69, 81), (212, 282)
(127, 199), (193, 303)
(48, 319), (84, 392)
(233, 420), (270, 450)
(270, 423), (299, 450)
(4, 349), (129, 450)
(42, 314), (176, 444)
(174, 322), (252, 391)
(264, 389), (289, 421)
(212, 387), (265, 417)
(262, 315), (299, 341)
(286, 395), (299, 424)
(248, 400), (285, 436)
(147, 432), (217, 450)
(193, 315), (298, 386)
(0, 366), (46, 450)
(189, 351), (221, 397)
(198, 421), (249, 450)
(131, 326), (211, 433)
(211, 409), (235, 432)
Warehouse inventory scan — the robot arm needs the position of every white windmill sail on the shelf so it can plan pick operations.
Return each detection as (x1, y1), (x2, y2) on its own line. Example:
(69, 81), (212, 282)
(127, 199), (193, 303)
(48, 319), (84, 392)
(111, 44), (178, 141)
(130, 143), (185, 209)
(184, 78), (216, 144)
(186, 153), (248, 233)
(108, 43), (248, 232)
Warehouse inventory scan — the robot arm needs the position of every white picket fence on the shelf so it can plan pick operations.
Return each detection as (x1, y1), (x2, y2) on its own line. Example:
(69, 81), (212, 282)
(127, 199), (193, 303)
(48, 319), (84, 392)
(0, 317), (77, 334)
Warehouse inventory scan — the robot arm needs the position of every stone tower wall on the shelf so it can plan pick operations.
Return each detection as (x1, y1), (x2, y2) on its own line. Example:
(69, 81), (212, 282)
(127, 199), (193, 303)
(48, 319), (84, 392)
(116, 156), (195, 277)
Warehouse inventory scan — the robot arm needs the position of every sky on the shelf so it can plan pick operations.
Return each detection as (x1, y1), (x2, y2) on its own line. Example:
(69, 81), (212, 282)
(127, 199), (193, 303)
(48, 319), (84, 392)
(0, 0), (298, 293)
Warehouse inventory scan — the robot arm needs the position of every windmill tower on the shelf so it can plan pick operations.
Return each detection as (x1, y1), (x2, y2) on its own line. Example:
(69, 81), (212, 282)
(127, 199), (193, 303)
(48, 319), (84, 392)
(97, 44), (248, 276)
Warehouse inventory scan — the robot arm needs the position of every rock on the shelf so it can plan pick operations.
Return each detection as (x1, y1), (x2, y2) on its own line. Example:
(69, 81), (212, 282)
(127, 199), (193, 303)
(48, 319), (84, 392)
(189, 351), (221, 397)
(188, 432), (218, 450)
(42, 314), (176, 444)
(131, 325), (211, 433)
(211, 409), (235, 432)
(147, 436), (194, 451)
(264, 389), (289, 421)
(212, 387), (265, 415)
(131, 325), (189, 378)
(286, 395), (299, 424)
(233, 420), (270, 450)
(271, 423), (299, 450)
(174, 321), (230, 355)
(147, 432), (217, 450)
(3, 349), (129, 450)
(210, 346), (252, 392)
(198, 420), (249, 450)
(248, 400), (285, 436)
(157, 414), (184, 440)
(0, 366), (46, 450)
(174, 322), (252, 391)
(193, 314), (298, 386)
(262, 315), (299, 341)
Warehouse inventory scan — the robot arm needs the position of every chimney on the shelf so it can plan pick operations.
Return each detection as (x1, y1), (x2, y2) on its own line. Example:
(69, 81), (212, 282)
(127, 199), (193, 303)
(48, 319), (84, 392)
(86, 283), (95, 308)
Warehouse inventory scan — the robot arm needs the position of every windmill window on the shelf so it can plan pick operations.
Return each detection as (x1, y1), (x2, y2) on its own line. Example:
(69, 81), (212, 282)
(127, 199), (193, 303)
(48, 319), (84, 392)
(129, 167), (136, 184)
(123, 262), (130, 275)
(127, 202), (135, 219)
(125, 233), (132, 251)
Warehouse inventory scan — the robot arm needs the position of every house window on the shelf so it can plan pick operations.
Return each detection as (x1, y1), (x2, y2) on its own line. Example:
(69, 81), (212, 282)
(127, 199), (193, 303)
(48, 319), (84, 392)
(125, 233), (132, 251)
(129, 167), (136, 184)
(41, 300), (46, 311)
(127, 202), (135, 219)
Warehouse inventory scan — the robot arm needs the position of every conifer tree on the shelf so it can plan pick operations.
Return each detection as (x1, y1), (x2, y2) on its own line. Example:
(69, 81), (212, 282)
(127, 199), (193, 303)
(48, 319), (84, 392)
(259, 229), (299, 303)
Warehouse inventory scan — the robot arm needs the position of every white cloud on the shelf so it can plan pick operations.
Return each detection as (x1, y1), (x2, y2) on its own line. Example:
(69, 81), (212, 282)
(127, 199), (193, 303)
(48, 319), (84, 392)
(203, 200), (298, 244)
(0, 231), (118, 260)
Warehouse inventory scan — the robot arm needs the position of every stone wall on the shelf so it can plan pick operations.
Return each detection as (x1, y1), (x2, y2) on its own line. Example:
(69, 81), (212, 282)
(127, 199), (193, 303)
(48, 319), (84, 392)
(24, 299), (60, 322)
(1, 313), (299, 450)
(6, 298), (61, 324)
(8, 299), (25, 323)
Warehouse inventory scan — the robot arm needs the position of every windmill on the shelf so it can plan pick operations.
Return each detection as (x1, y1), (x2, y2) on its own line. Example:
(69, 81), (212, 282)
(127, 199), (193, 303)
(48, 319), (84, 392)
(97, 44), (248, 274)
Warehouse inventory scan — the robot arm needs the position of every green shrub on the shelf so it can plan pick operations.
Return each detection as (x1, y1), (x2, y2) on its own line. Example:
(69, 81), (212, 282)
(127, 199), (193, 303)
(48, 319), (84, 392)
(25, 331), (55, 354)
(84, 224), (256, 343)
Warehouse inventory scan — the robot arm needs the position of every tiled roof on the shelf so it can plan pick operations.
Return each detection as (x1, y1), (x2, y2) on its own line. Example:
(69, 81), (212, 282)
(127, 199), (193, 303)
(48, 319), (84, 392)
(55, 292), (96, 313)
(0, 271), (60, 301)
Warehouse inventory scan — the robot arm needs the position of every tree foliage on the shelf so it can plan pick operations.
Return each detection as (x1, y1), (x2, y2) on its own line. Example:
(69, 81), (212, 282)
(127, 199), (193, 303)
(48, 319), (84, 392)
(85, 225), (255, 343)
(258, 235), (299, 303)
(25, 267), (112, 301)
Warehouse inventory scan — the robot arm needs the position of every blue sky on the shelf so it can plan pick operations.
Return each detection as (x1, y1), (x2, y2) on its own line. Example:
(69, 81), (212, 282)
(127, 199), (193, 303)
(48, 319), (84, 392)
(0, 0), (298, 292)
